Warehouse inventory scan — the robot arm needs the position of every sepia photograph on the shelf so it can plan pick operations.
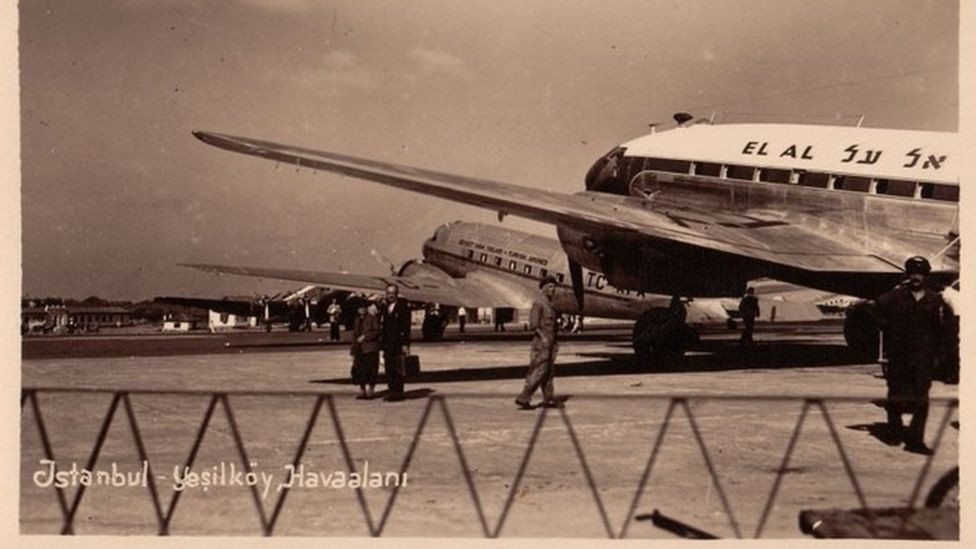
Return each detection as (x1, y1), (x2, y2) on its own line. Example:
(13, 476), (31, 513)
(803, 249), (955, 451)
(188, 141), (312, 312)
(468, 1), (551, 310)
(13, 0), (966, 542)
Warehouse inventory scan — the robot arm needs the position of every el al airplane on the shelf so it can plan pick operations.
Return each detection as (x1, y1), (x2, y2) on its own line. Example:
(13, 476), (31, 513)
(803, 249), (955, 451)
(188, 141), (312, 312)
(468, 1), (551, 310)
(191, 113), (957, 358)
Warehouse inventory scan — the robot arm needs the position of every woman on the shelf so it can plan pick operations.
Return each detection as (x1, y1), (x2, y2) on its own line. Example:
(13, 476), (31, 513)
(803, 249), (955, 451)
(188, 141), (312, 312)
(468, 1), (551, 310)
(351, 301), (381, 399)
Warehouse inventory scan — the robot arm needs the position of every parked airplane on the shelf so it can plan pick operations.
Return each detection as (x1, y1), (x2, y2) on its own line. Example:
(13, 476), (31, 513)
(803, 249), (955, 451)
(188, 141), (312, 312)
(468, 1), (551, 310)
(155, 285), (343, 332)
(192, 114), (957, 358)
(184, 220), (827, 355)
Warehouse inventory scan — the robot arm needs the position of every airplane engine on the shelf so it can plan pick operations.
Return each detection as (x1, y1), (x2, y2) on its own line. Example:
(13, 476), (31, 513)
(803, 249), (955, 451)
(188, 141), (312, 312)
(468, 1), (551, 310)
(556, 226), (749, 297)
(396, 259), (453, 282)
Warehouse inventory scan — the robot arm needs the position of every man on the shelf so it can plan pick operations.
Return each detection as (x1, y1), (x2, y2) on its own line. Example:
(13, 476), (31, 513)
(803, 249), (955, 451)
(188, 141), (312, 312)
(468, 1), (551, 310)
(457, 306), (467, 333)
(515, 276), (561, 409)
(738, 287), (760, 348)
(327, 299), (343, 342)
(874, 256), (945, 454)
(379, 284), (412, 401)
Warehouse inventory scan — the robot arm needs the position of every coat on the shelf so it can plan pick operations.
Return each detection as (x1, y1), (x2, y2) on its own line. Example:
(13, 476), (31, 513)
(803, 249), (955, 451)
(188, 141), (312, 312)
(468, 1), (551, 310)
(875, 285), (945, 372)
(379, 298), (412, 351)
(529, 298), (559, 354)
(351, 312), (381, 355)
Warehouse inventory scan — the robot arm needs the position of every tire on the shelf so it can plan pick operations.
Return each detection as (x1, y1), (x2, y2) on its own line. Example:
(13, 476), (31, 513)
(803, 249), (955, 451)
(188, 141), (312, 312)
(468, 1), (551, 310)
(844, 301), (880, 362)
(633, 308), (691, 363)
(421, 315), (446, 341)
(924, 467), (959, 510)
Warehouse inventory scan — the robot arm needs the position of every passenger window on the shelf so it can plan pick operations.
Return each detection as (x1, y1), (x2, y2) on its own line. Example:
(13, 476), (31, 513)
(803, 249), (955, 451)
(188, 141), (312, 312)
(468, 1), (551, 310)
(540, 268), (548, 278)
(494, 256), (502, 267)
(726, 165), (755, 181)
(556, 273), (565, 284)
(479, 253), (488, 263)
(509, 260), (517, 271)
(466, 250), (474, 259)
(759, 168), (792, 184)
(694, 162), (722, 177)
(834, 176), (871, 192)
(875, 179), (916, 197)
(920, 183), (959, 202)
(798, 171), (830, 188)
(523, 265), (532, 275)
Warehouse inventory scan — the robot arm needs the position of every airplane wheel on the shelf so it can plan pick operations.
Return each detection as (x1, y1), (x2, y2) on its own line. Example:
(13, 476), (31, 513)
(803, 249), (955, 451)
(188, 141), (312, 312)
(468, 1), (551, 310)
(844, 301), (879, 362)
(421, 315), (446, 341)
(924, 467), (959, 510)
(633, 308), (693, 364)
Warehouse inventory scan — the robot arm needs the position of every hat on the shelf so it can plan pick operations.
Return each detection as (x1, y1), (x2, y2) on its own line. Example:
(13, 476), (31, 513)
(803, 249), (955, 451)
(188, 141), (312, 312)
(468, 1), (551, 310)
(905, 256), (931, 275)
(539, 275), (559, 289)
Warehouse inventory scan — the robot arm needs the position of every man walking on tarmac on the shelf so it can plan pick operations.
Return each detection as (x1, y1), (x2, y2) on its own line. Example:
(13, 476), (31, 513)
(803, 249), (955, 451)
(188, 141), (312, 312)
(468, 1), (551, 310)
(515, 276), (562, 409)
(874, 256), (946, 455)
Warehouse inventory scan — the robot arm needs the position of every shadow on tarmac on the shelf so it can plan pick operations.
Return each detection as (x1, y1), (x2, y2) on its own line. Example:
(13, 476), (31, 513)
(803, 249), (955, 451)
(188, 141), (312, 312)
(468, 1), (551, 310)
(312, 340), (861, 386)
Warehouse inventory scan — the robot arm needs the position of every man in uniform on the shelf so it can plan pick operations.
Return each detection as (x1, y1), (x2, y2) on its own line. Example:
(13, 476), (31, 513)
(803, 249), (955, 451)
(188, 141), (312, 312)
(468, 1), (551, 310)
(874, 256), (945, 454)
(738, 287), (760, 348)
(380, 284), (412, 401)
(515, 276), (561, 409)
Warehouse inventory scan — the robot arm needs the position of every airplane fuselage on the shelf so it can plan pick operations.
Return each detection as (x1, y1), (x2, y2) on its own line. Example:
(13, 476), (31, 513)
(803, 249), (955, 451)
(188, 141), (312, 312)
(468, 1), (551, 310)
(421, 221), (660, 319)
(572, 123), (958, 298)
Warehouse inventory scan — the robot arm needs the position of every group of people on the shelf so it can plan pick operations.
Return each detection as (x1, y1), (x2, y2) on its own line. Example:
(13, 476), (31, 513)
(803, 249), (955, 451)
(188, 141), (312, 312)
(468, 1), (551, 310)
(348, 284), (412, 401)
(344, 256), (954, 457)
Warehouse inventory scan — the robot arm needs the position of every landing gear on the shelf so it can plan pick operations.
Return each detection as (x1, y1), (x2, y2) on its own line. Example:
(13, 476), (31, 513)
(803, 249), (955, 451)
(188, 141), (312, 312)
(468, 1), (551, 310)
(843, 301), (880, 362)
(421, 312), (448, 341)
(632, 306), (699, 364)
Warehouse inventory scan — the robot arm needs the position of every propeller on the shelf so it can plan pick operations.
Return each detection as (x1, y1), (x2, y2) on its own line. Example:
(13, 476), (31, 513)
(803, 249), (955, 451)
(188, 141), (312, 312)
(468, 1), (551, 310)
(371, 249), (399, 275)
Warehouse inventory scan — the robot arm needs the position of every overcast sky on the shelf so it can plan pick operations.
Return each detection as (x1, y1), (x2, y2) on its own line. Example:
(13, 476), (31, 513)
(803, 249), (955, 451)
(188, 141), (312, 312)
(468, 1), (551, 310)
(19, 0), (959, 300)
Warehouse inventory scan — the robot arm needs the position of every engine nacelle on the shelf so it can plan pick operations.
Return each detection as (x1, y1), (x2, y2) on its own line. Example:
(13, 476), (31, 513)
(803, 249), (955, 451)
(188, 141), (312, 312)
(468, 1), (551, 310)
(556, 226), (751, 297)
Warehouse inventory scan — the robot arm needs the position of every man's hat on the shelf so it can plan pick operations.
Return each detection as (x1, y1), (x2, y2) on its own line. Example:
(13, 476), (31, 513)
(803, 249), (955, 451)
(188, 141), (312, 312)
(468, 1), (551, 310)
(539, 275), (559, 289)
(905, 256), (931, 275)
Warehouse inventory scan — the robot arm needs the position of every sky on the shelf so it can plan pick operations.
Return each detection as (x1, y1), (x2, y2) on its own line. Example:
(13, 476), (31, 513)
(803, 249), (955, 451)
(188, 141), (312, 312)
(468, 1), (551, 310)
(18, 0), (960, 300)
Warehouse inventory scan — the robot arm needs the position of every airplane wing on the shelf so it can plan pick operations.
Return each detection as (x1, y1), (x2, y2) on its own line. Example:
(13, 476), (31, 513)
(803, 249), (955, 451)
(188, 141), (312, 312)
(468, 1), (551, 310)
(182, 263), (537, 309)
(193, 131), (933, 294)
(154, 296), (292, 318)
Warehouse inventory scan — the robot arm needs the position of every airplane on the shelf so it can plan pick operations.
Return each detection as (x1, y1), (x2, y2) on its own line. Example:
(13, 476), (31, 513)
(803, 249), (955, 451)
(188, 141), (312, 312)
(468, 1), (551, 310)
(155, 285), (345, 332)
(191, 113), (958, 359)
(183, 219), (831, 356)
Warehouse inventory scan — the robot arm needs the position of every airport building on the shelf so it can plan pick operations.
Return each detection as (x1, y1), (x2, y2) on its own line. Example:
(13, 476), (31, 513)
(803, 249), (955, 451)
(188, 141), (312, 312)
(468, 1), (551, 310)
(67, 306), (132, 330)
(21, 302), (132, 333)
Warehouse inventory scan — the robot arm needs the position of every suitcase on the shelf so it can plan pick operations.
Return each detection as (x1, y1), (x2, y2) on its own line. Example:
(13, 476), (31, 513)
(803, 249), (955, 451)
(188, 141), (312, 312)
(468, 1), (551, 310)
(400, 354), (421, 377)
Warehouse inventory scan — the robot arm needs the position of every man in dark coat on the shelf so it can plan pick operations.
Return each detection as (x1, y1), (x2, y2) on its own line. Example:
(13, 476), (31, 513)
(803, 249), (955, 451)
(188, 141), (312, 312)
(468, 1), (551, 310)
(379, 284), (412, 401)
(874, 256), (946, 454)
(738, 287), (760, 347)
(515, 276), (561, 409)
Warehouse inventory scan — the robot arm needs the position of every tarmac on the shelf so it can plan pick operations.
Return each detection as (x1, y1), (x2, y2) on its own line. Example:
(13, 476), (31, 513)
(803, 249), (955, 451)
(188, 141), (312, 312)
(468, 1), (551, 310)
(20, 322), (959, 538)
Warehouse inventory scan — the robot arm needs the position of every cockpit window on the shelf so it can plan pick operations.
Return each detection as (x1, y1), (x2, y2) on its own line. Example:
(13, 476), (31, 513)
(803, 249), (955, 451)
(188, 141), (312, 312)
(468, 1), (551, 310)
(585, 146), (627, 192)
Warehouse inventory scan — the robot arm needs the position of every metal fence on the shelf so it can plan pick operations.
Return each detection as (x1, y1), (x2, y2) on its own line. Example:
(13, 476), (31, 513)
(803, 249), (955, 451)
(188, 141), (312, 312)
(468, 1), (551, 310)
(20, 388), (958, 538)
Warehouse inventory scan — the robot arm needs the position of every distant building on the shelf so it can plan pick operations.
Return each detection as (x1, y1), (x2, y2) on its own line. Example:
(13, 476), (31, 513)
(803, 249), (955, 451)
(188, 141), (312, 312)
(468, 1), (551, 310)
(22, 301), (131, 333)
(162, 314), (203, 332)
(67, 306), (132, 330)
(208, 310), (257, 331)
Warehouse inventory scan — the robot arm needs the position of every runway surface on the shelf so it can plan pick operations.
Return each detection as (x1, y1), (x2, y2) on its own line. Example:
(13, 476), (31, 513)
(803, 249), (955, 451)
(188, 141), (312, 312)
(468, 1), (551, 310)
(20, 324), (959, 538)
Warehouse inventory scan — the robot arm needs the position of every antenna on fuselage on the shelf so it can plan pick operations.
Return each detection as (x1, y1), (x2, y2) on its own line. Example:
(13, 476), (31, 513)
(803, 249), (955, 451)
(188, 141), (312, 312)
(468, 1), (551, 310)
(673, 112), (694, 127)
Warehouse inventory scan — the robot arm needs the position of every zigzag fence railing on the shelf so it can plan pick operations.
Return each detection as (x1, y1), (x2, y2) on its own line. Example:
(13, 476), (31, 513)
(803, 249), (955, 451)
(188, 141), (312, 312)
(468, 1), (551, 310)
(20, 388), (958, 538)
